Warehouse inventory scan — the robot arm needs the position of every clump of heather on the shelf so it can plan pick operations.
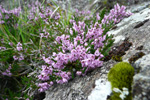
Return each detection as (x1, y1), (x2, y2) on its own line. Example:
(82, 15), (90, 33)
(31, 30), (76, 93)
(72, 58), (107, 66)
(0, 5), (21, 25)
(102, 3), (132, 24)
(37, 3), (132, 92)
(27, 1), (60, 23)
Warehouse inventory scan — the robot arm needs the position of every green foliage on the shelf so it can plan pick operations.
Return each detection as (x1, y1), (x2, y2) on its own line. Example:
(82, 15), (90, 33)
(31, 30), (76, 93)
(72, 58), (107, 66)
(100, 34), (114, 57)
(0, 75), (34, 100)
(0, 49), (14, 63)
(108, 62), (134, 100)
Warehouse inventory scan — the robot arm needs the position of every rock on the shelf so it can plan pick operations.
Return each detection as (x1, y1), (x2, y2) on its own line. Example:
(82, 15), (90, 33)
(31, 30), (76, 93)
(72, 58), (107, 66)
(109, 1), (150, 63)
(45, 0), (150, 12)
(132, 54), (150, 100)
(0, 0), (150, 11)
(107, 2), (150, 99)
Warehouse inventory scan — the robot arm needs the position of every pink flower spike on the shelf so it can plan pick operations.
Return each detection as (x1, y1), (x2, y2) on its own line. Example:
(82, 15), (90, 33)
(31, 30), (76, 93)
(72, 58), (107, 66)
(96, 13), (100, 20)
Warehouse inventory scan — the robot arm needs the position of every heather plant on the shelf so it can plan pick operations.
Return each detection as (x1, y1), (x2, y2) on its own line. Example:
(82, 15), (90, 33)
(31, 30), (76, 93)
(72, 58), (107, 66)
(37, 3), (132, 92)
(0, 0), (132, 99)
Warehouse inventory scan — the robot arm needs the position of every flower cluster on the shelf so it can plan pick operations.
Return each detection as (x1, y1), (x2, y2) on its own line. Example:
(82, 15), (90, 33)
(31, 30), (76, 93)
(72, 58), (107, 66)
(13, 42), (24, 61)
(0, 46), (6, 50)
(40, 29), (50, 38)
(38, 65), (53, 81)
(0, 5), (21, 24)
(38, 82), (53, 92)
(38, 42), (104, 91)
(13, 54), (24, 61)
(102, 3), (132, 24)
(16, 42), (23, 51)
(27, 1), (60, 24)
(2, 64), (12, 77)
(74, 9), (92, 20)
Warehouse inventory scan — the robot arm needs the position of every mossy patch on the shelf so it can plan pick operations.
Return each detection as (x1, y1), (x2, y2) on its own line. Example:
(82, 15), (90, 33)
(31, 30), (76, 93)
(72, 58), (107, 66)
(108, 62), (134, 100)
(111, 55), (122, 62)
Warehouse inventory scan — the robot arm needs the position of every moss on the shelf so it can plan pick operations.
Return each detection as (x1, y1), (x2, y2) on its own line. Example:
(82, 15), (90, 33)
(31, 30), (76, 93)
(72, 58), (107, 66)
(111, 55), (122, 62)
(108, 62), (134, 100)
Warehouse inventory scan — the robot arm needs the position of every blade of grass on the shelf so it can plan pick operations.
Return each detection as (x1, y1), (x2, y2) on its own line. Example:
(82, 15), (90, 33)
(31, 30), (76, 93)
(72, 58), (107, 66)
(51, 0), (59, 7)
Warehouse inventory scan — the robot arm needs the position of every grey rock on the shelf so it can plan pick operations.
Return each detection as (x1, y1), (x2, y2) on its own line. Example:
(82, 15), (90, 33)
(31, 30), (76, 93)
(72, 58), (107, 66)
(98, 1), (150, 100)
(132, 54), (150, 100)
(109, 1), (150, 63)
(0, 0), (150, 11)
(107, 3), (150, 99)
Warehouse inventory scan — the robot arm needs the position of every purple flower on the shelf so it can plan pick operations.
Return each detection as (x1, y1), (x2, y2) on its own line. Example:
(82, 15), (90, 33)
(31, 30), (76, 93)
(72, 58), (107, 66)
(70, 28), (73, 35)
(40, 30), (49, 38)
(70, 19), (75, 23)
(0, 20), (4, 24)
(39, 13), (45, 19)
(56, 36), (61, 43)
(101, 3), (132, 24)
(38, 65), (54, 81)
(94, 49), (100, 56)
(13, 56), (18, 60)
(9, 42), (13, 46)
(67, 72), (71, 76)
(50, 81), (53, 85)
(0, 47), (6, 50)
(38, 82), (50, 92)
(2, 65), (12, 77)
(17, 42), (23, 51)
(19, 54), (24, 61)
(13, 54), (24, 61)
(76, 71), (82, 76)
(38, 74), (50, 81)
(5, 15), (9, 19)
(96, 13), (100, 20)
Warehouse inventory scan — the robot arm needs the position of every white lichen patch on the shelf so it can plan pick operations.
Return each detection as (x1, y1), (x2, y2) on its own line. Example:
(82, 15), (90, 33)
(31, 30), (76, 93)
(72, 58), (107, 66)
(88, 79), (112, 100)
